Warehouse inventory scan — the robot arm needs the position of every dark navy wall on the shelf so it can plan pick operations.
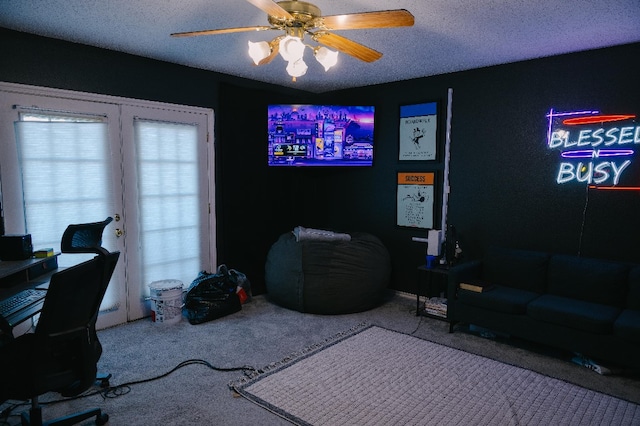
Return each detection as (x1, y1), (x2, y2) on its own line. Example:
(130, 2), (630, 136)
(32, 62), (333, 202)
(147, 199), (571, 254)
(216, 43), (640, 293)
(2, 27), (638, 294)
(0, 28), (305, 292)
(320, 43), (640, 291)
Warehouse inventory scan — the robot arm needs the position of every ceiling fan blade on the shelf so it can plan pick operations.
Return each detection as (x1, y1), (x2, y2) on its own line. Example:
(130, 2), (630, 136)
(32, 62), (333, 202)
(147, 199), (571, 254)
(312, 32), (382, 63)
(246, 0), (294, 20)
(171, 26), (272, 37)
(258, 36), (284, 65)
(316, 10), (414, 30)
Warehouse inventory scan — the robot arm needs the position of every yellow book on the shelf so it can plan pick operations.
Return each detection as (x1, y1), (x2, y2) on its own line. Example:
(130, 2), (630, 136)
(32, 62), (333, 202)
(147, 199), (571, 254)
(34, 248), (55, 258)
(459, 282), (494, 293)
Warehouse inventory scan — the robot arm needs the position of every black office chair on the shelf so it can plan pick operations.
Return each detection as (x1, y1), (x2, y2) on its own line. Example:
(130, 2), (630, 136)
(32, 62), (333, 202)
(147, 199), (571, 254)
(1, 218), (119, 426)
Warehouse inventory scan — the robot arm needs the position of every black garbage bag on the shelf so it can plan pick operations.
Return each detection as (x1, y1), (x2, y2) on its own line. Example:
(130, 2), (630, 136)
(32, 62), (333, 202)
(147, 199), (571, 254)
(184, 266), (241, 325)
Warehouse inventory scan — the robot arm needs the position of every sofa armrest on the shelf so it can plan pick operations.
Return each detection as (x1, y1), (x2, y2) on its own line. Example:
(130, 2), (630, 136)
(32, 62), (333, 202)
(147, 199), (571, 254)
(447, 260), (482, 298)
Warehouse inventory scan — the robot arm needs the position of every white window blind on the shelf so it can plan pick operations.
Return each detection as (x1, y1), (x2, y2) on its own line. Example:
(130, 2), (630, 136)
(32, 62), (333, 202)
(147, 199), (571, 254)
(14, 121), (114, 257)
(134, 119), (201, 291)
(14, 120), (118, 309)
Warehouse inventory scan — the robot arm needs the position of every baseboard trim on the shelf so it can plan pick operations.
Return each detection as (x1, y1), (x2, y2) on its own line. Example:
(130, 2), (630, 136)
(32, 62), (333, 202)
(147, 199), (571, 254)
(394, 290), (416, 301)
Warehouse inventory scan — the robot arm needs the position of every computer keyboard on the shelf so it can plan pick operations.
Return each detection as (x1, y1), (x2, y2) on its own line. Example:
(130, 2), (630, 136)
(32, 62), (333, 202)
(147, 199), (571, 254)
(0, 288), (47, 318)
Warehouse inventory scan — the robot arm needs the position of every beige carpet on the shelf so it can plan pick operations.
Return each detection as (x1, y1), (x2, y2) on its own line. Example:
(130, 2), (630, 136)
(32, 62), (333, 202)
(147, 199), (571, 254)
(231, 324), (640, 426)
(1, 294), (638, 425)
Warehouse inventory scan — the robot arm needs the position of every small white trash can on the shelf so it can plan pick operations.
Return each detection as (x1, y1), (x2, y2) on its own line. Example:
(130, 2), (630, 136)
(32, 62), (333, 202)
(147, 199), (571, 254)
(148, 279), (184, 325)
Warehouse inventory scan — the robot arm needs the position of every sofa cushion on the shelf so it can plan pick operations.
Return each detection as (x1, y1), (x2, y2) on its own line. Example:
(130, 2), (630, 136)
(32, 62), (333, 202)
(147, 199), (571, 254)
(527, 294), (620, 334)
(547, 255), (628, 307)
(627, 266), (640, 310)
(482, 247), (549, 293)
(458, 285), (540, 314)
(614, 309), (640, 342)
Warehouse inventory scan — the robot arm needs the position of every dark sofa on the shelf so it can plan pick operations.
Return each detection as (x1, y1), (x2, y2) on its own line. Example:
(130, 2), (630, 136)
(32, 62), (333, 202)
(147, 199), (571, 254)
(447, 247), (640, 370)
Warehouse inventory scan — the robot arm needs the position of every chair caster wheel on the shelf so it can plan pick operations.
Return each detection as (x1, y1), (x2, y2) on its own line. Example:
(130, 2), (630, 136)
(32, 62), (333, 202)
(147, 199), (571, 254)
(97, 373), (112, 388)
(96, 412), (109, 425)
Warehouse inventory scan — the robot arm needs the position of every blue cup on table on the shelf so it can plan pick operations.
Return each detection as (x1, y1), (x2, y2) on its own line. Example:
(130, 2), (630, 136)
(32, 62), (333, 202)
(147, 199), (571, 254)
(426, 255), (436, 269)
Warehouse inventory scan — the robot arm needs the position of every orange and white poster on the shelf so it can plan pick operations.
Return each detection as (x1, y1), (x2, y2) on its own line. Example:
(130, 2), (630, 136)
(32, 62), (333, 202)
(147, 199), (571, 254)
(397, 172), (434, 228)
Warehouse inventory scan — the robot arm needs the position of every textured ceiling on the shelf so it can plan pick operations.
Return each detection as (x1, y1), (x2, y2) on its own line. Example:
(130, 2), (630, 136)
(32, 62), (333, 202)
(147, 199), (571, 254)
(1, 0), (639, 93)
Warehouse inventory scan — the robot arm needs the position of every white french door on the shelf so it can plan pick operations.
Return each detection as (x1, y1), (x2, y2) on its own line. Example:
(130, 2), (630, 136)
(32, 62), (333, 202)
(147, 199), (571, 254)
(0, 82), (215, 328)
(0, 91), (128, 328)
(120, 106), (212, 321)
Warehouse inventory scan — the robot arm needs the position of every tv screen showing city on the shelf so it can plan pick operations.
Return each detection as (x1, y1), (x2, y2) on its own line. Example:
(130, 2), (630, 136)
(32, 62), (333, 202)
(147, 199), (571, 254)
(268, 104), (375, 167)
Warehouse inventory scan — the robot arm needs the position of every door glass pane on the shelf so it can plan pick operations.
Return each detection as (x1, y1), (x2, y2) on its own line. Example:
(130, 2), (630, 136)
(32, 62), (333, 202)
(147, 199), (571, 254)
(134, 120), (201, 291)
(14, 120), (119, 311)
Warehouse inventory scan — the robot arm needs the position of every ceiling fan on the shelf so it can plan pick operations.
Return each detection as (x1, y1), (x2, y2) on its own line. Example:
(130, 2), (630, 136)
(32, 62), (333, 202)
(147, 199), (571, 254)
(171, 0), (414, 79)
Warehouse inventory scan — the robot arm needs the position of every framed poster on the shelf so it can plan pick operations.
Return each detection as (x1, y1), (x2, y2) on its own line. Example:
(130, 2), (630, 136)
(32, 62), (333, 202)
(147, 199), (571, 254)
(397, 172), (435, 229)
(399, 102), (438, 161)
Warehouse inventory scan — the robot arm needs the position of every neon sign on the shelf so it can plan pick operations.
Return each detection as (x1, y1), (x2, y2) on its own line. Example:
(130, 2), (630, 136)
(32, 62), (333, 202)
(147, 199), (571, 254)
(546, 109), (639, 189)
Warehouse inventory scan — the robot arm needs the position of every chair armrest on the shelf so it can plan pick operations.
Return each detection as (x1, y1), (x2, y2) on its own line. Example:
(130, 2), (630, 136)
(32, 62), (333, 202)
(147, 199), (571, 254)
(446, 261), (482, 325)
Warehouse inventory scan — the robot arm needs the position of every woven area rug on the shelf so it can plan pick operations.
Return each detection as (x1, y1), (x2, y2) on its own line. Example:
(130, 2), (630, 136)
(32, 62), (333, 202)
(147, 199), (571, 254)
(230, 324), (640, 425)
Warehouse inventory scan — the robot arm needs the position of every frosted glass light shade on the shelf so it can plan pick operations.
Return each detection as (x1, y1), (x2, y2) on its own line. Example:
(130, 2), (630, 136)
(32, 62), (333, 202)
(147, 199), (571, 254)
(248, 41), (271, 65)
(279, 35), (305, 62)
(286, 59), (308, 78)
(314, 47), (338, 71)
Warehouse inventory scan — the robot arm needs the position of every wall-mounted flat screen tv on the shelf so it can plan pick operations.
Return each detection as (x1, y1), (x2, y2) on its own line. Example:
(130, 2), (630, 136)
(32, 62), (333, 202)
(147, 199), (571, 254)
(268, 104), (375, 167)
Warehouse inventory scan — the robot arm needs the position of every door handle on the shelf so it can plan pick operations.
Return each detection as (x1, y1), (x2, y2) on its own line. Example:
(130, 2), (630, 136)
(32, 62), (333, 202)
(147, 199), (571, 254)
(115, 228), (124, 237)
(114, 214), (121, 222)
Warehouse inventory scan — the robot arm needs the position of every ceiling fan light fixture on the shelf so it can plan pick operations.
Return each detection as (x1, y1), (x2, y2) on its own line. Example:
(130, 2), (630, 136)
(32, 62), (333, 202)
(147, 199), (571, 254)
(248, 40), (271, 65)
(278, 35), (306, 62)
(174, 1), (415, 82)
(314, 46), (338, 71)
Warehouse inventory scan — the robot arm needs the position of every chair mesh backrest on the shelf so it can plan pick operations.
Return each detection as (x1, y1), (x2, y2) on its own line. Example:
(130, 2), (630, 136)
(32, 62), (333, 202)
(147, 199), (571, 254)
(36, 251), (120, 336)
(36, 255), (104, 336)
(61, 217), (113, 255)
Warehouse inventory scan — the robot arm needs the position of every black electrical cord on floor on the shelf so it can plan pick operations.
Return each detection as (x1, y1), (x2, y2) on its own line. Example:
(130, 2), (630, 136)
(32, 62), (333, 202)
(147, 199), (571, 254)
(99, 359), (257, 399)
(1, 359), (257, 423)
(410, 310), (425, 335)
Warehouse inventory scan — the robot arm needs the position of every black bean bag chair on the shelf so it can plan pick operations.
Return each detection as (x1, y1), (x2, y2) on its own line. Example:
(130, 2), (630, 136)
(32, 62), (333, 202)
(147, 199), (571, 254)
(265, 231), (391, 314)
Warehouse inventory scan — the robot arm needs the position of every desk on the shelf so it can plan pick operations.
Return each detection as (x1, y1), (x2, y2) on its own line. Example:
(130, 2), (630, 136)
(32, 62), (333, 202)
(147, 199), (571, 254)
(416, 265), (453, 328)
(0, 255), (59, 334)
